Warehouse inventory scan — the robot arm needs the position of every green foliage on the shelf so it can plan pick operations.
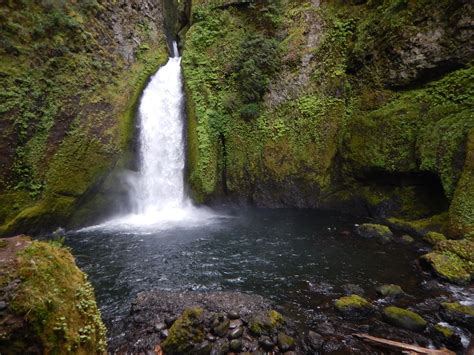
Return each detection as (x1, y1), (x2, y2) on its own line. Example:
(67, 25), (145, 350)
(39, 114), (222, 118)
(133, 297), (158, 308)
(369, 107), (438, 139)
(234, 34), (280, 103)
(10, 240), (107, 353)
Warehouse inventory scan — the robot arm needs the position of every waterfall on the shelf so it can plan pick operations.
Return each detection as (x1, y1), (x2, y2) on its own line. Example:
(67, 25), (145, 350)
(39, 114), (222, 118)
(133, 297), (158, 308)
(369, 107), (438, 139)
(83, 43), (217, 231)
(133, 53), (189, 214)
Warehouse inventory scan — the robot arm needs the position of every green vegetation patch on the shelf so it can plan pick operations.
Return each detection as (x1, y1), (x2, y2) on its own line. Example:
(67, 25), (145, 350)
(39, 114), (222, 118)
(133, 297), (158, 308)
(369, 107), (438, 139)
(7, 240), (106, 354)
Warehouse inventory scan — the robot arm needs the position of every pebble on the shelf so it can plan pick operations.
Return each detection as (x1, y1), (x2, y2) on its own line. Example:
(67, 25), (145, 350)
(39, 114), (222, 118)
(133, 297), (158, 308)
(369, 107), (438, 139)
(0, 301), (7, 311)
(165, 316), (176, 327)
(206, 333), (217, 342)
(228, 310), (240, 319)
(259, 336), (274, 351)
(160, 329), (169, 338)
(229, 339), (242, 352)
(229, 326), (243, 339)
(213, 319), (230, 337)
(154, 322), (167, 332)
(306, 330), (323, 350)
(229, 319), (243, 329)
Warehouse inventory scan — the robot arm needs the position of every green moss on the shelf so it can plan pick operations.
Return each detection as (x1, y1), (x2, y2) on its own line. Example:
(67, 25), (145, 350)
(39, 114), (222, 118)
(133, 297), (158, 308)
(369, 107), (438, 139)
(434, 239), (474, 262)
(421, 251), (473, 285)
(356, 223), (393, 241)
(335, 295), (372, 313)
(434, 324), (454, 339)
(387, 213), (449, 237)
(248, 310), (284, 336)
(161, 307), (205, 355)
(376, 284), (404, 297)
(441, 302), (474, 317)
(423, 232), (447, 246)
(9, 240), (106, 354)
(382, 306), (427, 332)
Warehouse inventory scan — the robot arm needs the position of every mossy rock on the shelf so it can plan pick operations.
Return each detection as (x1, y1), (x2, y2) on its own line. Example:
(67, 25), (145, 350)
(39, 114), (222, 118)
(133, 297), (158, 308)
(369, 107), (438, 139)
(387, 213), (449, 238)
(335, 295), (373, 317)
(434, 239), (474, 262)
(423, 232), (447, 246)
(249, 310), (285, 336)
(420, 251), (472, 285)
(161, 307), (206, 354)
(434, 324), (454, 339)
(382, 306), (427, 332)
(277, 332), (295, 352)
(376, 284), (404, 298)
(0, 238), (106, 354)
(400, 235), (414, 244)
(441, 302), (474, 330)
(356, 224), (393, 243)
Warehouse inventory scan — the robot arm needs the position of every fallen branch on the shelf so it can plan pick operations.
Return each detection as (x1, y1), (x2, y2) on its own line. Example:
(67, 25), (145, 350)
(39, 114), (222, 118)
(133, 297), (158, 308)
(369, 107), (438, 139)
(353, 333), (455, 355)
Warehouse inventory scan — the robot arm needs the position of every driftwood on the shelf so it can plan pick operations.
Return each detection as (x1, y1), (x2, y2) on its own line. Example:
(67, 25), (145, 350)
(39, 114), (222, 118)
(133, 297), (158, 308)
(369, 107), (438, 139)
(353, 333), (456, 355)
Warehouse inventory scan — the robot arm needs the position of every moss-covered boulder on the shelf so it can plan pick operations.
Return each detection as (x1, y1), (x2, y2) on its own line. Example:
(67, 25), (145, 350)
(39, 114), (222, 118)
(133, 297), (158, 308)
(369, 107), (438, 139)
(249, 310), (285, 336)
(376, 284), (404, 298)
(421, 239), (474, 284)
(423, 232), (447, 246)
(356, 224), (393, 243)
(382, 306), (427, 332)
(0, 236), (106, 354)
(161, 307), (206, 354)
(335, 295), (373, 317)
(441, 302), (474, 331)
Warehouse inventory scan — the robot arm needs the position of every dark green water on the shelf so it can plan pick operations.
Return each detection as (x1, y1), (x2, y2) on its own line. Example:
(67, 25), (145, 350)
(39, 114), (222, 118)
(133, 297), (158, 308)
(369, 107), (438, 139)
(62, 209), (425, 328)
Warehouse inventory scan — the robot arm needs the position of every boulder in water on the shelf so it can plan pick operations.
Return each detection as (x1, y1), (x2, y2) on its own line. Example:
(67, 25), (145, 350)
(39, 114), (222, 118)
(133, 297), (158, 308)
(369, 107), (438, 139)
(335, 294), (373, 317)
(356, 223), (393, 243)
(382, 306), (427, 332)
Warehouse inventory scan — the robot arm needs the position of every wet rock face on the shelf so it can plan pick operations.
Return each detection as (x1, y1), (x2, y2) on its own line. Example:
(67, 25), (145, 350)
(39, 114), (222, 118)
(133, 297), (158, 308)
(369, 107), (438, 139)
(101, 0), (164, 63)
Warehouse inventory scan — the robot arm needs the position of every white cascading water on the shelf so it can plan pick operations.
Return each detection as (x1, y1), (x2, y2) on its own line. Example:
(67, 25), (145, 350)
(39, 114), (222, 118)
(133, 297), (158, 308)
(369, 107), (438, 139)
(83, 42), (216, 231)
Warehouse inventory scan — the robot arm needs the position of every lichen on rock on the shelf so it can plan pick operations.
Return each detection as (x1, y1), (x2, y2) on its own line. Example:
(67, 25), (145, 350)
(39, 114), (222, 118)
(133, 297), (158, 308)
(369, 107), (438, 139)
(0, 236), (106, 354)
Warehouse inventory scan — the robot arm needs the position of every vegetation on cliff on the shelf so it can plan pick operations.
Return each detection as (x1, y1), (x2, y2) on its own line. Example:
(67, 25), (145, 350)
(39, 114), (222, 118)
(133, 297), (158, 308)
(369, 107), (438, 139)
(183, 0), (473, 236)
(0, 0), (168, 235)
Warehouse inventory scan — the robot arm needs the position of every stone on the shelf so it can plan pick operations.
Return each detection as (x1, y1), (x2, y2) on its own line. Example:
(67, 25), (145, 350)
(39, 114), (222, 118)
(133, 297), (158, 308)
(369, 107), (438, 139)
(210, 339), (229, 355)
(400, 235), (414, 244)
(259, 336), (274, 351)
(228, 326), (243, 339)
(196, 341), (212, 355)
(376, 284), (404, 297)
(342, 283), (364, 296)
(441, 302), (474, 330)
(277, 332), (295, 352)
(213, 319), (230, 337)
(306, 330), (323, 350)
(160, 329), (169, 338)
(423, 232), (447, 245)
(229, 339), (242, 352)
(154, 322), (167, 332)
(356, 224), (393, 243)
(229, 319), (243, 329)
(382, 306), (427, 332)
(165, 316), (176, 327)
(0, 301), (7, 311)
(206, 333), (217, 342)
(421, 251), (472, 284)
(335, 295), (373, 317)
(227, 310), (240, 319)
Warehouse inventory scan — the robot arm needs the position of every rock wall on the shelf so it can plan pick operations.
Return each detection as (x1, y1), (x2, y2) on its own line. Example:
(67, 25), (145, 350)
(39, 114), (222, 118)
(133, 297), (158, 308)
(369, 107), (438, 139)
(0, 0), (168, 235)
(182, 0), (474, 236)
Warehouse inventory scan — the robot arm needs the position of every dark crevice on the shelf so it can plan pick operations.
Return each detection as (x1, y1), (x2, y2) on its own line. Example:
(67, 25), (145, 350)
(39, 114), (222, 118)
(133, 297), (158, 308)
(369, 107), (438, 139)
(163, 0), (191, 54)
(220, 133), (228, 195)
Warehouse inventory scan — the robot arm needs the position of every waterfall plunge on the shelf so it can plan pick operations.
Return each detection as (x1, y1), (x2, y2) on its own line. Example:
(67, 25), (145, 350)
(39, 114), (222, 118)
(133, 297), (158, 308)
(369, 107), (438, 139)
(82, 47), (217, 231)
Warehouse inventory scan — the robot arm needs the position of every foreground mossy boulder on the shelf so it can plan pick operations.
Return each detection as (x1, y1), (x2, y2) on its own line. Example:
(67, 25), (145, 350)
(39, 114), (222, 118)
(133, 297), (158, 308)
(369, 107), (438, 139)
(335, 295), (373, 317)
(0, 236), (106, 354)
(161, 307), (205, 354)
(421, 239), (474, 284)
(383, 306), (427, 332)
